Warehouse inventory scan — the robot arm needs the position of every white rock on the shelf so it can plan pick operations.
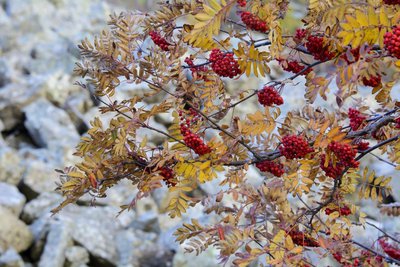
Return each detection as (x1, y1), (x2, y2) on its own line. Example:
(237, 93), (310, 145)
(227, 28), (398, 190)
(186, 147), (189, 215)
(22, 192), (63, 223)
(0, 182), (26, 216)
(23, 98), (80, 149)
(65, 246), (90, 267)
(0, 146), (24, 185)
(0, 206), (33, 253)
(21, 160), (59, 196)
(38, 221), (73, 267)
(0, 248), (24, 267)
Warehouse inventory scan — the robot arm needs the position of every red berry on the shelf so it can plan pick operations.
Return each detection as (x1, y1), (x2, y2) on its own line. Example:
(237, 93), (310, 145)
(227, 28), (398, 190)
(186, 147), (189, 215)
(395, 117), (400, 129)
(257, 86), (284, 106)
(240, 12), (269, 32)
(384, 25), (400, 58)
(255, 160), (284, 177)
(185, 57), (208, 79)
(209, 49), (241, 78)
(237, 0), (246, 7)
(320, 154), (345, 179)
(339, 206), (351, 216)
(327, 141), (359, 169)
(348, 108), (367, 131)
(149, 31), (171, 51)
(180, 123), (211, 156)
(379, 239), (400, 260)
(159, 166), (176, 187)
(278, 59), (312, 75)
(383, 0), (400, 5)
(294, 29), (307, 42)
(305, 35), (335, 61)
(354, 140), (369, 151)
(287, 230), (320, 247)
(341, 47), (360, 64)
(279, 135), (313, 159)
(362, 75), (381, 87)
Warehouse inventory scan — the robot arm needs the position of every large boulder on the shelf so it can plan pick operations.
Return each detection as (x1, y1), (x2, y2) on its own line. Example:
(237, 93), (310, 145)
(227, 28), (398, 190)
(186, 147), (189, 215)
(0, 206), (33, 253)
(23, 98), (80, 149)
(0, 182), (26, 216)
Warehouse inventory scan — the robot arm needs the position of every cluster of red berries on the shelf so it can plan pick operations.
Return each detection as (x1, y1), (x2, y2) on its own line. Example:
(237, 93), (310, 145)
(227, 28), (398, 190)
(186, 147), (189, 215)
(333, 251), (383, 267)
(179, 111), (211, 156)
(237, 0), (247, 7)
(379, 238), (400, 260)
(396, 117), (400, 128)
(362, 75), (381, 87)
(325, 205), (352, 216)
(354, 140), (370, 151)
(383, 0), (400, 5)
(294, 28), (307, 41)
(240, 12), (269, 32)
(360, 250), (384, 266)
(149, 31), (171, 51)
(320, 154), (345, 179)
(255, 160), (284, 177)
(341, 48), (360, 64)
(184, 57), (208, 79)
(305, 35), (335, 61)
(209, 49), (241, 78)
(159, 166), (176, 187)
(279, 135), (313, 159)
(328, 141), (359, 168)
(384, 25), (400, 58)
(257, 86), (284, 107)
(348, 108), (367, 131)
(320, 141), (359, 178)
(278, 59), (312, 75)
(287, 230), (320, 247)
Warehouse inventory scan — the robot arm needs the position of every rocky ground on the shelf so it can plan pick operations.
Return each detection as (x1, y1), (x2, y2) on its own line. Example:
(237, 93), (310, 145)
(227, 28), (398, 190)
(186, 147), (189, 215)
(0, 0), (399, 267)
(0, 0), (225, 266)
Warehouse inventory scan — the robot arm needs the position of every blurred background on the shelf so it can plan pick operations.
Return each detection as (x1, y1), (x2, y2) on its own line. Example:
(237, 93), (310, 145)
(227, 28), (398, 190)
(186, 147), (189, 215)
(0, 0), (399, 267)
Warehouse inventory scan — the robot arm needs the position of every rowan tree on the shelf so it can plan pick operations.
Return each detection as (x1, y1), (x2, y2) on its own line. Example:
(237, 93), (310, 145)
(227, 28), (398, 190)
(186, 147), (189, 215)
(53, 0), (400, 266)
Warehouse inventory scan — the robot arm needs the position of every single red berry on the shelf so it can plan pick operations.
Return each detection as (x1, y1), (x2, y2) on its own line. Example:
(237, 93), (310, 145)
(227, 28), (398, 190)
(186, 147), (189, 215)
(348, 108), (367, 131)
(384, 25), (400, 58)
(255, 160), (284, 177)
(257, 86), (284, 106)
(279, 135), (313, 160)
(209, 49), (241, 78)
(240, 12), (269, 32)
(149, 31), (171, 51)
(362, 75), (381, 87)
